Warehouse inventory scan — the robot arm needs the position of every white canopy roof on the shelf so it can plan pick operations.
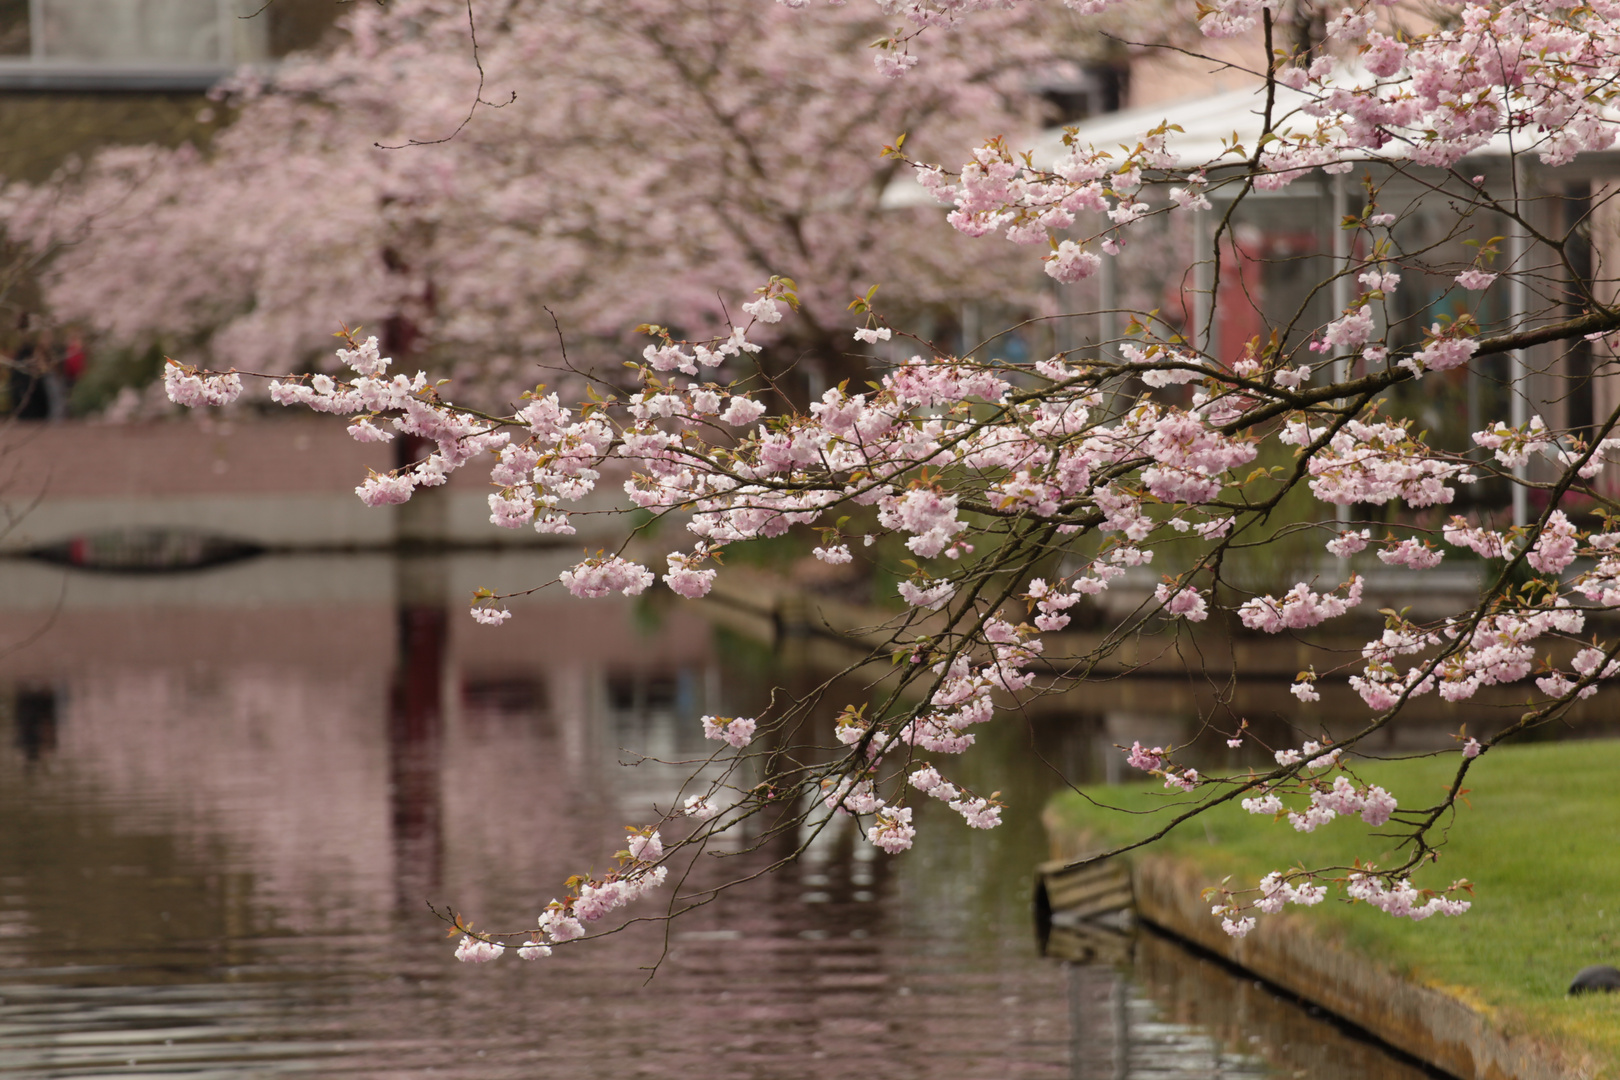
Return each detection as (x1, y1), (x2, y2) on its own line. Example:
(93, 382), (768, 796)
(882, 71), (1620, 208)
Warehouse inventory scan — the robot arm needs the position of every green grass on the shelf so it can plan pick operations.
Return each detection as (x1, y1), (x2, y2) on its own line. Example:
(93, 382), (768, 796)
(1047, 740), (1620, 1073)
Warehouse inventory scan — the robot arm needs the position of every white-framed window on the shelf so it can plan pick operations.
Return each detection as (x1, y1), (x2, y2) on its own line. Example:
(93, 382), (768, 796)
(0, 0), (272, 90)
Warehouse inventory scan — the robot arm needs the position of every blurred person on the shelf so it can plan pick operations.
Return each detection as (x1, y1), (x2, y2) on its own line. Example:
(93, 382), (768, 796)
(7, 321), (64, 421)
(62, 329), (86, 389)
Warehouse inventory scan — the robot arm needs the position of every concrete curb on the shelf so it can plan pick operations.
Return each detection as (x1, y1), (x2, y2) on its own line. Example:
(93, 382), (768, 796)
(1131, 855), (1593, 1080)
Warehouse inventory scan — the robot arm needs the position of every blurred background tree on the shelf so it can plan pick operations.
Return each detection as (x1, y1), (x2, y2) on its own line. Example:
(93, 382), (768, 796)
(2, 0), (1172, 413)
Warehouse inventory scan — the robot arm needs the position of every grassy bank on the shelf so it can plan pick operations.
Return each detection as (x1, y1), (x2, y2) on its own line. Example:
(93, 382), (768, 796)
(1047, 740), (1620, 1073)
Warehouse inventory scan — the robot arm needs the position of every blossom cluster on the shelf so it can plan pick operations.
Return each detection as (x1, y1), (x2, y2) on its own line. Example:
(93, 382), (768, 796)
(1282, 419), (1472, 509)
(162, 277), (1618, 948)
(453, 830), (670, 962)
(1243, 774), (1397, 833)
(1345, 875), (1472, 921)
(700, 715), (758, 749)
(163, 361), (243, 408)
(162, 210), (1620, 955)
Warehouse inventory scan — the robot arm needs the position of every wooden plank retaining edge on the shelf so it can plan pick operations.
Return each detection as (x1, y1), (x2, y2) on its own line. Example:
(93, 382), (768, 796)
(1131, 855), (1592, 1080)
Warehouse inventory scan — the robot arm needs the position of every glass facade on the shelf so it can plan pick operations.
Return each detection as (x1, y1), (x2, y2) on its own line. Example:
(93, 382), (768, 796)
(0, 0), (318, 88)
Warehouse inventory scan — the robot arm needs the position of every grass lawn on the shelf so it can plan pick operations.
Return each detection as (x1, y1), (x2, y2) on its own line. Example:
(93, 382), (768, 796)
(1046, 739), (1620, 1073)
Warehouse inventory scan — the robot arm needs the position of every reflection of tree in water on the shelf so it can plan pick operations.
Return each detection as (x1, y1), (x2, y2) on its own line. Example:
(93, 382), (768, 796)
(0, 556), (1452, 1078)
(390, 605), (446, 909)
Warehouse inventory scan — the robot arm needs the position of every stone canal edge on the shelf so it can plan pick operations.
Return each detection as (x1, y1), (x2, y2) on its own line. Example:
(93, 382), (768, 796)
(1122, 855), (1589, 1080)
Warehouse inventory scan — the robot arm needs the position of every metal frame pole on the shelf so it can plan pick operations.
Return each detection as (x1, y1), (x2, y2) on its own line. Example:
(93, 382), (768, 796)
(1192, 207), (1214, 357)
(1099, 248), (1118, 363)
(1509, 163), (1532, 528)
(1331, 173), (1352, 526)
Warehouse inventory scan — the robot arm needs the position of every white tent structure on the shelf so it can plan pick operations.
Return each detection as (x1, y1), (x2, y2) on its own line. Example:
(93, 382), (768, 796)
(889, 74), (1620, 523)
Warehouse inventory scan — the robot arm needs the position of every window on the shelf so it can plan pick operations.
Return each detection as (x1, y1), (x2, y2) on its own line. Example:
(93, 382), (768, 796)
(0, 0), (327, 90)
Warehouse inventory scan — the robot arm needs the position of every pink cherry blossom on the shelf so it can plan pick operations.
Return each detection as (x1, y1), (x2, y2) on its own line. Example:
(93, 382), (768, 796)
(867, 806), (916, 853)
(701, 715), (758, 749)
(454, 936), (504, 963)
(1526, 510), (1579, 574)
(561, 556), (655, 599)
(627, 831), (664, 862)
(1126, 741), (1166, 772)
(664, 548), (719, 599)
(1326, 529), (1370, 557)
(682, 795), (721, 821)
(1377, 538), (1444, 570)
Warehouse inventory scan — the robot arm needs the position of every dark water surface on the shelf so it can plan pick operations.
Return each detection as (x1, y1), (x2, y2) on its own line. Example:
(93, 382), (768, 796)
(0, 552), (1440, 1078)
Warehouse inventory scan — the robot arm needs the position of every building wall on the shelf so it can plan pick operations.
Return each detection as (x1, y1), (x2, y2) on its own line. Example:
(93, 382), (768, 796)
(0, 92), (217, 182)
(0, 0), (337, 369)
(0, 0), (333, 183)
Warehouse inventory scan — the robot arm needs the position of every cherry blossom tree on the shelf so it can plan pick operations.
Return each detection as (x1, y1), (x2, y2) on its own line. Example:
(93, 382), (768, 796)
(2, 0), (1155, 405)
(57, 0), (1620, 957)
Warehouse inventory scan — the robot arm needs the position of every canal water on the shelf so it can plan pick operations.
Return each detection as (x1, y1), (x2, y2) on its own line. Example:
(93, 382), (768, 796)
(0, 550), (1443, 1078)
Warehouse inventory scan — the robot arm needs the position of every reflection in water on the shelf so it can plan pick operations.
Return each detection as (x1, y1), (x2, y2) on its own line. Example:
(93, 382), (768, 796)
(1068, 959), (1276, 1080)
(10, 688), (55, 762)
(391, 605), (447, 908)
(0, 552), (1445, 1078)
(1096, 930), (1441, 1080)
